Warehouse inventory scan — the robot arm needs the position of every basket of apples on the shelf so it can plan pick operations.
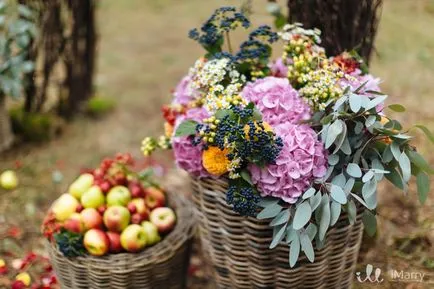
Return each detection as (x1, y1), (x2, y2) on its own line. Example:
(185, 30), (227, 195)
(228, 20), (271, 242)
(42, 154), (195, 289)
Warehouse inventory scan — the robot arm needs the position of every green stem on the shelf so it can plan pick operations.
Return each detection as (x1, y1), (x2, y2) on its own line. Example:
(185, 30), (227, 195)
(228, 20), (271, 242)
(225, 32), (233, 54)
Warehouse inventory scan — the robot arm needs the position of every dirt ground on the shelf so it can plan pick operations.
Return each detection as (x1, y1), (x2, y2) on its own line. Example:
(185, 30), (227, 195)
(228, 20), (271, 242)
(1, 0), (434, 288)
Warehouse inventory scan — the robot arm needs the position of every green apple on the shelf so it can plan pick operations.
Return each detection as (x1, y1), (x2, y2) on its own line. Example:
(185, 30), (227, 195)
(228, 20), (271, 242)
(141, 221), (161, 245)
(52, 194), (80, 221)
(68, 173), (94, 199)
(81, 186), (105, 209)
(120, 224), (147, 252)
(106, 186), (131, 207)
(0, 170), (19, 190)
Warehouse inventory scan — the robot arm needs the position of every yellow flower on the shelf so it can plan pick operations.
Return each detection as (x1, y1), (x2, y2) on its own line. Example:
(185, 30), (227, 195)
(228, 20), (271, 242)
(16, 272), (31, 286)
(164, 122), (174, 137)
(243, 121), (273, 140)
(202, 146), (230, 176)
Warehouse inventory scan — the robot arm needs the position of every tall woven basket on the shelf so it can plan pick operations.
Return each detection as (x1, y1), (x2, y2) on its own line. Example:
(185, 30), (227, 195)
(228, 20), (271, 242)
(47, 191), (195, 289)
(191, 178), (364, 289)
(0, 96), (13, 153)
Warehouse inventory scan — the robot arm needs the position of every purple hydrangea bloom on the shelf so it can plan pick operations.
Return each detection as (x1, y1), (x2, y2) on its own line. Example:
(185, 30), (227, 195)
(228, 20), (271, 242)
(172, 75), (198, 105)
(241, 77), (311, 126)
(172, 107), (210, 177)
(249, 123), (328, 203)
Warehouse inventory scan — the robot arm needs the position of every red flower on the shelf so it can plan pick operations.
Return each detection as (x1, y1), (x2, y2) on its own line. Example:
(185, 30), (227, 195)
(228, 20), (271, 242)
(7, 226), (22, 239)
(11, 280), (26, 289)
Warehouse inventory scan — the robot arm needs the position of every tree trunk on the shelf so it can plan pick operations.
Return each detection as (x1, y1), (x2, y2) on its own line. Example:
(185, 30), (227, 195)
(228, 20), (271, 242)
(287, 0), (383, 64)
(0, 95), (14, 152)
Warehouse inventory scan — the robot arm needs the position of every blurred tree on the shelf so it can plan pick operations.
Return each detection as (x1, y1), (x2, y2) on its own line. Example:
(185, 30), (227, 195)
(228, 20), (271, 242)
(286, 0), (383, 64)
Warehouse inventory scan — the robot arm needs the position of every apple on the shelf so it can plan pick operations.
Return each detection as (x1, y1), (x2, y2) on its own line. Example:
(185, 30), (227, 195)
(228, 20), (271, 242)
(0, 170), (19, 190)
(81, 186), (105, 209)
(83, 229), (110, 256)
(106, 232), (122, 253)
(99, 181), (111, 194)
(145, 187), (166, 210)
(127, 203), (137, 214)
(68, 173), (94, 199)
(150, 207), (176, 234)
(63, 213), (84, 233)
(130, 198), (149, 220)
(131, 213), (143, 224)
(120, 224), (147, 252)
(103, 206), (130, 233)
(80, 208), (103, 230)
(97, 205), (107, 215)
(76, 204), (84, 213)
(106, 186), (131, 207)
(141, 221), (161, 245)
(128, 181), (144, 198)
(52, 194), (80, 221)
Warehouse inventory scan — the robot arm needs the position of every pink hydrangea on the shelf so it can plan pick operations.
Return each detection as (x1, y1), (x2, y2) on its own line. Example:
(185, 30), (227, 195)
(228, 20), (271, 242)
(172, 75), (198, 105)
(249, 123), (327, 203)
(241, 77), (311, 126)
(269, 58), (288, 78)
(172, 107), (210, 177)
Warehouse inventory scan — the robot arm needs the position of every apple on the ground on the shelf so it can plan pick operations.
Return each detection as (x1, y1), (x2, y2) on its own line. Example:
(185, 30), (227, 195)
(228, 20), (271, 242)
(150, 207), (176, 234)
(130, 198), (149, 220)
(0, 170), (19, 190)
(120, 224), (147, 252)
(106, 232), (123, 253)
(68, 173), (94, 200)
(141, 221), (161, 245)
(81, 208), (103, 230)
(84, 229), (110, 256)
(81, 186), (105, 209)
(52, 194), (80, 221)
(103, 206), (131, 233)
(144, 187), (166, 210)
(63, 213), (84, 233)
(106, 186), (131, 207)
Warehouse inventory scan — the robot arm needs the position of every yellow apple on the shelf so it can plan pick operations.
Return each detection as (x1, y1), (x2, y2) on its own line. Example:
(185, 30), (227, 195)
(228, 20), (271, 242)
(0, 170), (19, 190)
(52, 194), (80, 221)
(81, 186), (105, 209)
(68, 173), (94, 199)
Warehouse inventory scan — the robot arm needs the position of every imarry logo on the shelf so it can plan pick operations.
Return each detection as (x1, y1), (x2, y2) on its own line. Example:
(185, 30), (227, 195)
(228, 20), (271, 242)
(356, 264), (432, 284)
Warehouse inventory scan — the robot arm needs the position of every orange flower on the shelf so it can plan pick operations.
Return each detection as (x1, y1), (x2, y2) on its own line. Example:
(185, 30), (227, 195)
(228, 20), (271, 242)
(164, 122), (174, 137)
(202, 147), (230, 176)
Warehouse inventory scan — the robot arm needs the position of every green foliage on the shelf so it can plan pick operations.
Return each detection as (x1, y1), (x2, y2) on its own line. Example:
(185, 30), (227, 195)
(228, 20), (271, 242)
(9, 107), (57, 142)
(0, 1), (37, 99)
(54, 229), (86, 257)
(86, 96), (115, 118)
(175, 120), (198, 137)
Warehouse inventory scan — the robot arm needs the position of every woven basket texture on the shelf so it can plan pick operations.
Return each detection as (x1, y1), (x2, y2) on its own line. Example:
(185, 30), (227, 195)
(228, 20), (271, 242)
(47, 191), (195, 289)
(0, 96), (13, 153)
(191, 177), (364, 289)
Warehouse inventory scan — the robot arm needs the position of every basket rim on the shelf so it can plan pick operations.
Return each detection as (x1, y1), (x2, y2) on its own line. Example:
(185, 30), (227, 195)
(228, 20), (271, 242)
(47, 190), (195, 268)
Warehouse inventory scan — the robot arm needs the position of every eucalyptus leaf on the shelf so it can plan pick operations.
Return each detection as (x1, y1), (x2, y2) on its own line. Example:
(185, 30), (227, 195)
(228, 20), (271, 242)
(257, 202), (282, 219)
(414, 125), (434, 144)
(258, 197), (279, 208)
(347, 200), (357, 225)
(270, 223), (287, 249)
(364, 190), (377, 210)
(385, 166), (404, 190)
(333, 122), (347, 154)
(330, 201), (341, 226)
(326, 120), (343, 149)
(347, 163), (362, 178)
(365, 95), (388, 111)
(340, 138), (352, 155)
(351, 193), (369, 208)
(302, 187), (316, 199)
(344, 178), (355, 193)
(362, 178), (377, 199)
(331, 173), (346, 187)
(293, 202), (312, 230)
(240, 170), (253, 185)
(286, 227), (297, 243)
(349, 93), (362, 112)
(270, 209), (290, 226)
(289, 232), (300, 267)
(300, 232), (315, 263)
(328, 154), (339, 166)
(388, 104), (406, 112)
(362, 170), (375, 183)
(174, 120), (198, 137)
(309, 192), (322, 211)
(318, 195), (330, 241)
(305, 223), (317, 241)
(416, 172), (430, 205)
(399, 152), (411, 183)
(365, 115), (377, 127)
(330, 184), (347, 204)
(382, 145), (393, 163)
(354, 122), (364, 135)
(407, 150), (434, 174)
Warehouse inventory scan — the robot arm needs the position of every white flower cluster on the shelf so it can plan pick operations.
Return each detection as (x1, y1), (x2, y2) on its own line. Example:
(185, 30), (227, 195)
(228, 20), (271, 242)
(278, 23), (322, 45)
(190, 58), (246, 112)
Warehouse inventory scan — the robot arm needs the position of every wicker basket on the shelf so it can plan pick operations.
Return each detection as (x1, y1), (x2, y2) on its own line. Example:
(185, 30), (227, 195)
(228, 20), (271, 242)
(191, 177), (364, 289)
(47, 191), (195, 289)
(0, 96), (13, 153)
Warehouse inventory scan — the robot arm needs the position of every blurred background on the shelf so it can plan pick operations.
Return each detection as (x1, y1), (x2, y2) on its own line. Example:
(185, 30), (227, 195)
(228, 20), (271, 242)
(0, 0), (433, 288)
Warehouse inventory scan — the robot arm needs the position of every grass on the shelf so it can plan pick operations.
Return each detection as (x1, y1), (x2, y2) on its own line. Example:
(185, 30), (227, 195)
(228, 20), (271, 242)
(1, 0), (434, 288)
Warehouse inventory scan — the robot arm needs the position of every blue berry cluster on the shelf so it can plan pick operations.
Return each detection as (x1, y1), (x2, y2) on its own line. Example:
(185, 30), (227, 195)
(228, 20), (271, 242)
(227, 183), (260, 216)
(188, 6), (250, 50)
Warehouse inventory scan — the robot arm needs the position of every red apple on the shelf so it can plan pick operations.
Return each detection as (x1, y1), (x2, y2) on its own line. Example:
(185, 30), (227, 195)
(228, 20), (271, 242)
(97, 205), (107, 215)
(80, 208), (103, 230)
(128, 181), (144, 198)
(103, 206), (131, 233)
(130, 198), (149, 220)
(131, 213), (143, 224)
(106, 232), (122, 253)
(144, 187), (166, 210)
(120, 224), (147, 252)
(63, 213), (84, 233)
(127, 203), (137, 214)
(76, 204), (84, 213)
(106, 186), (131, 207)
(84, 229), (110, 256)
(150, 207), (176, 234)
(99, 181), (111, 194)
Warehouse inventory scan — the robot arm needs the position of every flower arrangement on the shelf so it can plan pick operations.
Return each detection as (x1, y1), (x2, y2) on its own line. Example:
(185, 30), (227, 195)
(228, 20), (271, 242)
(42, 154), (176, 257)
(142, 7), (433, 267)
